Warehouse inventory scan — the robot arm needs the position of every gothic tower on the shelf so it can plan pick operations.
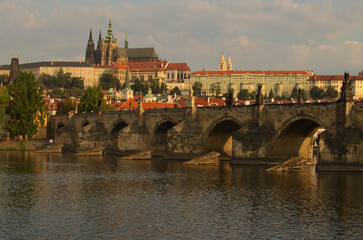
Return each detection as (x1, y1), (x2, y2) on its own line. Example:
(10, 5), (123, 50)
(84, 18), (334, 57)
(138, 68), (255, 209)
(101, 19), (118, 65)
(219, 53), (226, 71)
(227, 54), (232, 71)
(97, 30), (102, 50)
(85, 28), (95, 64)
(124, 30), (128, 49)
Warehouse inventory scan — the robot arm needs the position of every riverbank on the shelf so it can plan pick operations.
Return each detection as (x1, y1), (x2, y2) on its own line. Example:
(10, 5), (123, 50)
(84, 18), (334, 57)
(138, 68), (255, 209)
(0, 140), (50, 151)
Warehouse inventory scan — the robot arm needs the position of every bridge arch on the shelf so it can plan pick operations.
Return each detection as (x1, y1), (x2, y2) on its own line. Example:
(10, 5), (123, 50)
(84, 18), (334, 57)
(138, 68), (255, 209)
(205, 116), (243, 158)
(152, 119), (178, 156)
(109, 120), (129, 140)
(269, 114), (327, 160)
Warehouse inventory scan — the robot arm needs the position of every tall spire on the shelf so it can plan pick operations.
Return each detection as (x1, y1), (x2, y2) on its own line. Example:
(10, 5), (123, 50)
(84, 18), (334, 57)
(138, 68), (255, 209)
(124, 29), (128, 49)
(105, 18), (115, 41)
(85, 28), (95, 64)
(97, 30), (102, 50)
(227, 54), (232, 71)
(219, 52), (226, 71)
(88, 28), (93, 42)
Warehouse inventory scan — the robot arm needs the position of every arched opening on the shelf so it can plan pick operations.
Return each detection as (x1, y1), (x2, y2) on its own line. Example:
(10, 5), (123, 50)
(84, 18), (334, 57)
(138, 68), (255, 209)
(153, 121), (177, 156)
(271, 119), (325, 161)
(81, 121), (90, 128)
(110, 121), (128, 140)
(56, 123), (65, 131)
(205, 120), (242, 158)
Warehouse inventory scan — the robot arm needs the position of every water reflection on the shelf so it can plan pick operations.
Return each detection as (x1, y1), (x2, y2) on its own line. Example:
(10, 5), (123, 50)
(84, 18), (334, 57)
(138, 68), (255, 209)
(0, 152), (362, 239)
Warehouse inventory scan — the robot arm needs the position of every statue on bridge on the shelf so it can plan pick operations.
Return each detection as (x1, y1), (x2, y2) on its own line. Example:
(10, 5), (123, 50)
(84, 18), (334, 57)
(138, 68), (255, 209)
(256, 84), (263, 105)
(338, 72), (353, 102)
(225, 89), (234, 106)
(297, 88), (303, 103)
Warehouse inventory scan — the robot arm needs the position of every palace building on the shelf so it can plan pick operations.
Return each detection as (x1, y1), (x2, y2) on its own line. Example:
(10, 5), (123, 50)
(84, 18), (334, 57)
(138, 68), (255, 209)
(85, 20), (159, 65)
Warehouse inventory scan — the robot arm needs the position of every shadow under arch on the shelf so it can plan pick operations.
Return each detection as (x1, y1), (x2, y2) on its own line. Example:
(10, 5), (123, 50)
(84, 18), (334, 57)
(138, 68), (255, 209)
(152, 120), (178, 156)
(205, 117), (243, 158)
(269, 115), (327, 160)
(109, 120), (129, 140)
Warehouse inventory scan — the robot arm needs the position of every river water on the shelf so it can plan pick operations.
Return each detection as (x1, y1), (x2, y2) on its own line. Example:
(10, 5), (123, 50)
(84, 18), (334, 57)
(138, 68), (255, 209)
(0, 152), (362, 239)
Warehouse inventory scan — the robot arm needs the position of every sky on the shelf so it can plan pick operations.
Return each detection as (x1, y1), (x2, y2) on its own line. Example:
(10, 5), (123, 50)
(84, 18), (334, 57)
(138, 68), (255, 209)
(1, 0), (363, 75)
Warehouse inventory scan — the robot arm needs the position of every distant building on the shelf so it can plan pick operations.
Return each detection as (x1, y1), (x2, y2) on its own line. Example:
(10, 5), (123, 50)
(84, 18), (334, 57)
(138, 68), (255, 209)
(187, 53), (312, 97)
(308, 75), (363, 99)
(85, 19), (159, 65)
(359, 70), (363, 76)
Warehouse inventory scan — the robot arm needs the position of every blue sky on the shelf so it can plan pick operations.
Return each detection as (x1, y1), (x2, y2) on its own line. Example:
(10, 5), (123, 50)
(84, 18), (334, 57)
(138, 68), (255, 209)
(1, 0), (363, 74)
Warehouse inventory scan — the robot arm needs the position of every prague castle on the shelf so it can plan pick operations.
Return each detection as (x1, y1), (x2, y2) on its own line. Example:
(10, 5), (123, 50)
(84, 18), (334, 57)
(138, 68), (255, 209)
(85, 19), (159, 65)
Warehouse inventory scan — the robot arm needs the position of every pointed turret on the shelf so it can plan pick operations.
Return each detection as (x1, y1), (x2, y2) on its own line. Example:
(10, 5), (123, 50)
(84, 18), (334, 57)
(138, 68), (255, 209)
(85, 28), (95, 64)
(97, 30), (102, 50)
(105, 18), (115, 42)
(227, 54), (232, 71)
(219, 53), (226, 71)
(124, 29), (129, 49)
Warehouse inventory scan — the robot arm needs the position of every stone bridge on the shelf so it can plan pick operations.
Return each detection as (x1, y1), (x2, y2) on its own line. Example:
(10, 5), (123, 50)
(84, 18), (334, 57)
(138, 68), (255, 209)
(49, 100), (363, 171)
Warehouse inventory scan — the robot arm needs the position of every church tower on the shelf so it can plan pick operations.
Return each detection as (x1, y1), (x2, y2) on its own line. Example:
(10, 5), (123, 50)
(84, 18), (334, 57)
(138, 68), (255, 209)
(97, 30), (102, 50)
(124, 30), (128, 49)
(227, 54), (232, 71)
(219, 53), (226, 71)
(85, 28), (95, 64)
(101, 19), (118, 65)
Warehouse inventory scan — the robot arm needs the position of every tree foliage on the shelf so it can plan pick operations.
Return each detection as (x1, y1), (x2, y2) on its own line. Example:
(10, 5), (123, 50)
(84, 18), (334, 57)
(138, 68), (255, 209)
(0, 74), (9, 85)
(170, 86), (182, 96)
(290, 87), (298, 99)
(0, 86), (9, 130)
(99, 73), (120, 90)
(39, 69), (84, 90)
(310, 86), (324, 99)
(268, 89), (275, 99)
(324, 86), (338, 99)
(78, 86), (107, 113)
(7, 71), (47, 140)
(211, 82), (221, 97)
(237, 89), (249, 100)
(131, 78), (148, 95)
(56, 98), (77, 115)
(192, 81), (202, 96)
(130, 78), (167, 95)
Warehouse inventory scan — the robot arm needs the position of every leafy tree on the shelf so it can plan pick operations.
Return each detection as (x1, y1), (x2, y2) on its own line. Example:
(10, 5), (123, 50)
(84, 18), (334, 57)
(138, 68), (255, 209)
(211, 82), (221, 97)
(324, 86), (338, 99)
(148, 79), (167, 94)
(99, 73), (120, 90)
(69, 88), (83, 98)
(131, 78), (148, 95)
(249, 91), (256, 100)
(7, 71), (47, 140)
(192, 81), (202, 96)
(0, 86), (9, 130)
(310, 86), (324, 99)
(56, 98), (76, 114)
(70, 77), (84, 89)
(290, 87), (298, 99)
(55, 68), (71, 88)
(78, 86), (106, 113)
(268, 89), (274, 99)
(51, 88), (66, 98)
(170, 86), (182, 95)
(237, 89), (249, 100)
(38, 73), (55, 88)
(0, 74), (9, 85)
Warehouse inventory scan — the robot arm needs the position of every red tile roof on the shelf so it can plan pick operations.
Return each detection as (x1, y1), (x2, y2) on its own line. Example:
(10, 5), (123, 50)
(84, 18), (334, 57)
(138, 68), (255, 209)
(208, 98), (225, 106)
(128, 61), (168, 72)
(192, 70), (311, 76)
(166, 63), (191, 71)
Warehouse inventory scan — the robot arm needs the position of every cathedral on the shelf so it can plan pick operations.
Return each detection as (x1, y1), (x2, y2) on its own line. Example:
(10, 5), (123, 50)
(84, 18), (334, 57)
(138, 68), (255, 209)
(85, 20), (159, 65)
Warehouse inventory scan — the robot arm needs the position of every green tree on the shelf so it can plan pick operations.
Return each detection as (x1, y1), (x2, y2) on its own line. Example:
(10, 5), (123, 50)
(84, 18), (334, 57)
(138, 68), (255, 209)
(290, 87), (298, 99)
(131, 78), (148, 95)
(78, 86), (106, 113)
(310, 86), (324, 99)
(7, 71), (47, 140)
(0, 86), (9, 130)
(170, 86), (182, 95)
(38, 73), (55, 88)
(324, 86), (338, 99)
(0, 74), (9, 85)
(211, 82), (221, 97)
(237, 89), (249, 100)
(268, 89), (274, 99)
(70, 77), (84, 89)
(51, 88), (66, 98)
(249, 91), (256, 100)
(192, 81), (202, 96)
(55, 68), (71, 88)
(99, 73), (120, 90)
(56, 98), (76, 114)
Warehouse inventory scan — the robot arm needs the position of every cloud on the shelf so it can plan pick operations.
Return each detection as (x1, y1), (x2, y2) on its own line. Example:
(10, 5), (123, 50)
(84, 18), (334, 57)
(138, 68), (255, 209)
(0, 0), (363, 74)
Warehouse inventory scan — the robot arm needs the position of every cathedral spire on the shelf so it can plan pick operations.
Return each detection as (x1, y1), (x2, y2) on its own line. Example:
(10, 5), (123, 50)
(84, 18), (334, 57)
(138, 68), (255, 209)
(124, 29), (128, 49)
(105, 18), (115, 41)
(227, 54), (232, 71)
(97, 30), (102, 50)
(219, 52), (226, 71)
(85, 28), (95, 64)
(88, 28), (93, 42)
